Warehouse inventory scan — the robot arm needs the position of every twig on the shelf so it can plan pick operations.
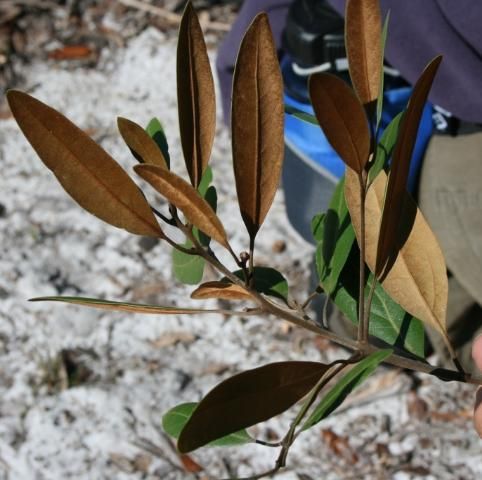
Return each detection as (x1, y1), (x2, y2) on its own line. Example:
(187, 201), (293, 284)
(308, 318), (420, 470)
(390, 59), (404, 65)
(118, 0), (231, 32)
(357, 171), (368, 344)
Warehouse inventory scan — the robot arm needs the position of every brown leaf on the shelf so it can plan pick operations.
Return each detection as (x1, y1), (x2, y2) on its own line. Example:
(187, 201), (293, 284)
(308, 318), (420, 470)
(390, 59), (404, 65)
(345, 0), (382, 104)
(134, 165), (228, 248)
(177, 361), (329, 452)
(179, 454), (203, 473)
(6, 90), (162, 237)
(376, 56), (442, 276)
(48, 45), (94, 60)
(231, 13), (284, 240)
(191, 281), (253, 301)
(117, 117), (168, 169)
(309, 73), (370, 173)
(177, 1), (216, 187)
(345, 169), (448, 338)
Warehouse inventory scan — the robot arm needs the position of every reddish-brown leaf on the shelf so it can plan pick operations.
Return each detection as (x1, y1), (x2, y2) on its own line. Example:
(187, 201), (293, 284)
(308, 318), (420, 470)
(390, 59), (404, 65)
(309, 73), (370, 173)
(177, 361), (329, 452)
(179, 454), (203, 473)
(232, 13), (284, 240)
(345, 0), (382, 104)
(48, 45), (94, 60)
(191, 281), (253, 301)
(376, 56), (442, 276)
(117, 117), (168, 169)
(6, 90), (162, 237)
(134, 165), (228, 248)
(177, 1), (216, 187)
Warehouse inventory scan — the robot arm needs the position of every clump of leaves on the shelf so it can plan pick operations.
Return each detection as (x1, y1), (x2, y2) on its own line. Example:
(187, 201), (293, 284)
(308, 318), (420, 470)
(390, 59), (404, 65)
(6, 0), (480, 477)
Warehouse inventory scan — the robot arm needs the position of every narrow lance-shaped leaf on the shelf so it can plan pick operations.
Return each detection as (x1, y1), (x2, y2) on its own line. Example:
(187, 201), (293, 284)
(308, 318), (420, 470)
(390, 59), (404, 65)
(368, 111), (404, 185)
(376, 12), (390, 129)
(345, 169), (448, 340)
(29, 296), (230, 315)
(284, 105), (319, 125)
(177, 1), (216, 187)
(163, 403), (254, 447)
(302, 350), (392, 430)
(191, 281), (254, 301)
(232, 13), (284, 240)
(345, 0), (382, 105)
(118, 117), (168, 169)
(6, 90), (162, 237)
(309, 73), (370, 174)
(177, 361), (330, 453)
(376, 56), (442, 276)
(135, 165), (228, 248)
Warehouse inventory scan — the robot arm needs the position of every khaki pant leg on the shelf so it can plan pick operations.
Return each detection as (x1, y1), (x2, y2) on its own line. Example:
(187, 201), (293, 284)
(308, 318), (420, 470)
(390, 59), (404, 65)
(419, 132), (482, 371)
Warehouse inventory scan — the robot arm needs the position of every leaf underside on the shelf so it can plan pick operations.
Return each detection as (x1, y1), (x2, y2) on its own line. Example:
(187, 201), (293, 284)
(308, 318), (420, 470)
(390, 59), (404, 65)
(177, 2), (216, 187)
(232, 13), (284, 240)
(6, 90), (162, 237)
(345, 169), (448, 338)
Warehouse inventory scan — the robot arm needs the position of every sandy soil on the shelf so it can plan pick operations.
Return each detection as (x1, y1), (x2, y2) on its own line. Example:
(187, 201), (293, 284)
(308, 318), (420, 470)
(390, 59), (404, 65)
(1, 24), (481, 480)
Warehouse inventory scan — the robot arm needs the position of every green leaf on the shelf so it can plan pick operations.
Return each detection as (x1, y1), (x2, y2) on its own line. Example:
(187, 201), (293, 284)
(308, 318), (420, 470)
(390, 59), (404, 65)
(313, 177), (356, 293)
(162, 402), (254, 447)
(284, 105), (319, 125)
(177, 361), (330, 452)
(172, 243), (205, 285)
(311, 213), (325, 243)
(197, 165), (213, 197)
(232, 267), (289, 303)
(146, 117), (170, 168)
(376, 12), (390, 130)
(302, 349), (392, 430)
(198, 185), (217, 246)
(369, 111), (404, 185)
(331, 247), (425, 358)
(171, 168), (216, 285)
(29, 296), (223, 314)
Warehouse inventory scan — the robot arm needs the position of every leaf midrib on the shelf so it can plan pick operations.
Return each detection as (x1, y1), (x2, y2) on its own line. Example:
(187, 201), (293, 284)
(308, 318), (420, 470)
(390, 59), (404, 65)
(27, 106), (159, 235)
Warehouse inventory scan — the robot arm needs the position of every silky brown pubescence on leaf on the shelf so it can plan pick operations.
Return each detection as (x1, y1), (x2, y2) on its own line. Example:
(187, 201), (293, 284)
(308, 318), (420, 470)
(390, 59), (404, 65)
(177, 361), (330, 453)
(191, 281), (254, 301)
(117, 117), (168, 169)
(134, 165), (228, 248)
(345, 0), (382, 105)
(310, 73), (370, 174)
(177, 1), (216, 187)
(376, 56), (442, 276)
(6, 90), (162, 237)
(345, 168), (448, 338)
(231, 13), (284, 240)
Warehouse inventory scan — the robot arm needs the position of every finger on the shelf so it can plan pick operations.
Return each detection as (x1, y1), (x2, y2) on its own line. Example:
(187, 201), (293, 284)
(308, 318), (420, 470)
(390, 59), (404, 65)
(471, 334), (482, 371)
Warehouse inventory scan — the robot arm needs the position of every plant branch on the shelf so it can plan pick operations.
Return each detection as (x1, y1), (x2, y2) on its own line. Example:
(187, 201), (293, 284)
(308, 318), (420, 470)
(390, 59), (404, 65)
(151, 206), (176, 226)
(301, 285), (324, 310)
(357, 171), (368, 344)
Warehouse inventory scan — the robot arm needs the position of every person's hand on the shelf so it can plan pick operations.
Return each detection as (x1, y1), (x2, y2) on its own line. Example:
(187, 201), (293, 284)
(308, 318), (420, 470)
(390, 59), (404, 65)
(472, 335), (482, 437)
